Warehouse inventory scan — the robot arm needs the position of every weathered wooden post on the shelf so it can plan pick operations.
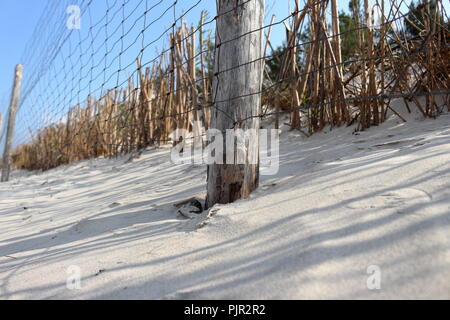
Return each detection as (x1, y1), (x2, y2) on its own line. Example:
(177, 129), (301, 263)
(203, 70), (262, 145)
(1, 64), (23, 182)
(206, 0), (264, 208)
(0, 113), (3, 140)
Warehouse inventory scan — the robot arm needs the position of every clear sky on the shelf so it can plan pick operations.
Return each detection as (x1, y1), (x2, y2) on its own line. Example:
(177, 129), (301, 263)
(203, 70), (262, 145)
(0, 0), (43, 113)
(0, 0), (288, 121)
(0, 0), (293, 146)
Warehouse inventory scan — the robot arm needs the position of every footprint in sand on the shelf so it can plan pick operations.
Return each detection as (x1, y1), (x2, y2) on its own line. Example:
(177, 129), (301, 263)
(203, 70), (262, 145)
(346, 187), (432, 214)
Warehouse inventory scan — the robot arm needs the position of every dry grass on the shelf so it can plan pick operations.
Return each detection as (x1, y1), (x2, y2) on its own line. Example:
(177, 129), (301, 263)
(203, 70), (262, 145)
(11, 1), (449, 171)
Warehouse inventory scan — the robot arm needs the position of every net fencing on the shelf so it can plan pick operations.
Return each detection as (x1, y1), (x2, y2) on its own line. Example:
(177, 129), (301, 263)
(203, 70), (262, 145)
(0, 0), (448, 171)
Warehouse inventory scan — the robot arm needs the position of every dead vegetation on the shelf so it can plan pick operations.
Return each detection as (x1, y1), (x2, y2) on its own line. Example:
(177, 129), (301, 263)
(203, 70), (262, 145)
(10, 0), (450, 171)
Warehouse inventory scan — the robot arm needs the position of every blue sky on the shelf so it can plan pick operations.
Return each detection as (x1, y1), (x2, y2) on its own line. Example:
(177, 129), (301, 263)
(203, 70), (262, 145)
(0, 0), (294, 145)
(0, 1), (43, 111)
(1, 0), (287, 120)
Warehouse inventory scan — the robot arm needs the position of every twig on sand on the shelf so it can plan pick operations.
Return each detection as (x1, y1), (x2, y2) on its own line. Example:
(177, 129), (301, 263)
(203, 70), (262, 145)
(3, 255), (18, 260)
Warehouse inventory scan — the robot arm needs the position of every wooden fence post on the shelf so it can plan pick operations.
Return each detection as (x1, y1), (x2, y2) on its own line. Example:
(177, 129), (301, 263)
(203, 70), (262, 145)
(206, 0), (264, 208)
(0, 113), (3, 140)
(1, 64), (23, 182)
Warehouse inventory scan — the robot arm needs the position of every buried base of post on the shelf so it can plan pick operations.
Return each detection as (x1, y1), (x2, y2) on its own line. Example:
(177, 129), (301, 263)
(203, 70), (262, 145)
(206, 163), (259, 209)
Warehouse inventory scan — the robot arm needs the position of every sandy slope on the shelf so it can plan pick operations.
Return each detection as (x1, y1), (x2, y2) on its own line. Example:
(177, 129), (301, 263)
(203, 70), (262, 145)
(0, 111), (449, 299)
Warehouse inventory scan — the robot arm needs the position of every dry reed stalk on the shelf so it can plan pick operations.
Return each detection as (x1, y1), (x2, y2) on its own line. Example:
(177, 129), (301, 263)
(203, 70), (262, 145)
(11, 1), (449, 171)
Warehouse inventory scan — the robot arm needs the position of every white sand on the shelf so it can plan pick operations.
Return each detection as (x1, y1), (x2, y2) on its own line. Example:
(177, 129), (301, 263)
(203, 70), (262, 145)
(1, 108), (449, 299)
